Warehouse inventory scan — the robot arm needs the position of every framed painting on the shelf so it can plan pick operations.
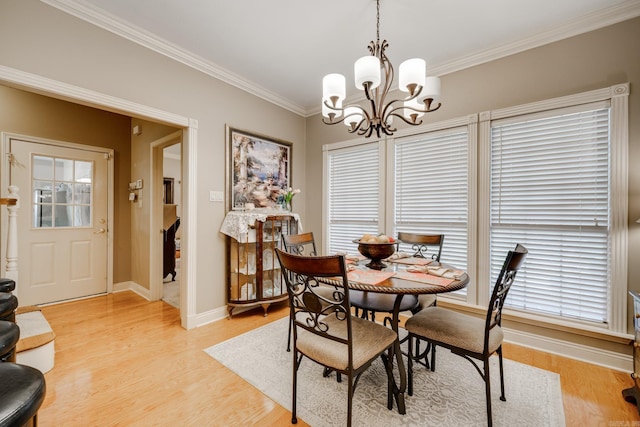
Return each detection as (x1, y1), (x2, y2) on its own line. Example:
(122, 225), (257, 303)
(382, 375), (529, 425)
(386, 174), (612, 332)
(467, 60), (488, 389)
(226, 126), (292, 210)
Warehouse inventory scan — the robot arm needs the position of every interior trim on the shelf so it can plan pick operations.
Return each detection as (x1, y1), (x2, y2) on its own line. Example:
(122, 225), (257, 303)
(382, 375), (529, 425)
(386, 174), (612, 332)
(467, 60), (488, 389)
(40, 0), (640, 118)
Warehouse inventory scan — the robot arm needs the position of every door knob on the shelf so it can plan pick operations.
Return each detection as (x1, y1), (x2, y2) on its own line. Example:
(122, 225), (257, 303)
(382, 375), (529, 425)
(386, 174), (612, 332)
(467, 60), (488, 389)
(94, 228), (106, 234)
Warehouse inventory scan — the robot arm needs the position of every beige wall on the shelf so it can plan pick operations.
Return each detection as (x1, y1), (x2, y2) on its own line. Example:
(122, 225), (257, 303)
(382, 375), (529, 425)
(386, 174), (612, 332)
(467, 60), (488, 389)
(130, 119), (179, 290)
(0, 85), (132, 283)
(0, 0), (306, 315)
(305, 17), (640, 351)
(1, 0), (637, 351)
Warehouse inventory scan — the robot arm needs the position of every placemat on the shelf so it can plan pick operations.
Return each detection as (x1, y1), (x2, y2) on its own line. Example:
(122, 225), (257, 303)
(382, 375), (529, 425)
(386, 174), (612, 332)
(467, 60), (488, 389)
(394, 271), (454, 287)
(347, 269), (395, 286)
(387, 257), (433, 266)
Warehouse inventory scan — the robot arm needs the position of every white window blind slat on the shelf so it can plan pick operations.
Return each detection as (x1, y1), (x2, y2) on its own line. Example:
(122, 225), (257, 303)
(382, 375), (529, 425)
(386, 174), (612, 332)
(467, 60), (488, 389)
(395, 129), (469, 275)
(491, 107), (610, 324)
(327, 144), (381, 254)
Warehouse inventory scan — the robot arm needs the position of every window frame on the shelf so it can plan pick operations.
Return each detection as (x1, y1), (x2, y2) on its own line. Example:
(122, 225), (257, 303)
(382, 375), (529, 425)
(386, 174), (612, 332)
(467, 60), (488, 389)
(477, 83), (629, 334)
(322, 83), (629, 336)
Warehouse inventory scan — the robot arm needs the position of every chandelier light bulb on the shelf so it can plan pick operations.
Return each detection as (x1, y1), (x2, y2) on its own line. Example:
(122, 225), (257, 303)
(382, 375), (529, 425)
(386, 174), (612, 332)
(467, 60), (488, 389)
(403, 97), (425, 123)
(399, 58), (426, 95)
(322, 73), (346, 104)
(344, 107), (363, 128)
(420, 76), (441, 102)
(354, 56), (381, 90)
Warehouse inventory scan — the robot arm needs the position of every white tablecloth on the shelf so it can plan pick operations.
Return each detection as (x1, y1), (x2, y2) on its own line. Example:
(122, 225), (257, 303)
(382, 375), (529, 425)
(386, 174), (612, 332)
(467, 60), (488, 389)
(219, 209), (301, 242)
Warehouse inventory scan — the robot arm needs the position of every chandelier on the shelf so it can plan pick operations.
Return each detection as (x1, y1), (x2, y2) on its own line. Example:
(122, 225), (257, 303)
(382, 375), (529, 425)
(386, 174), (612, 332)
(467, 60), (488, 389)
(321, 0), (441, 138)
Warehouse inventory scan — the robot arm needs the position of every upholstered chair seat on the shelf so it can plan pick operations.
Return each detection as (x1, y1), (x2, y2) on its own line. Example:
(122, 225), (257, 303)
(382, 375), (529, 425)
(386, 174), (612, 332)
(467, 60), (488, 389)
(297, 314), (397, 371)
(405, 307), (504, 355)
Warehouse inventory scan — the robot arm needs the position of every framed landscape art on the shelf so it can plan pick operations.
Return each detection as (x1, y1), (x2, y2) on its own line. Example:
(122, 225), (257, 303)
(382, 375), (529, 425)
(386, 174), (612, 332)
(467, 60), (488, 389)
(226, 126), (292, 210)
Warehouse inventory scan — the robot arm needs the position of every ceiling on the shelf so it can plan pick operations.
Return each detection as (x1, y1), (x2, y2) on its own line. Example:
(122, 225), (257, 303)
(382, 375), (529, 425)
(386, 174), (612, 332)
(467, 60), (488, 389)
(46, 0), (640, 116)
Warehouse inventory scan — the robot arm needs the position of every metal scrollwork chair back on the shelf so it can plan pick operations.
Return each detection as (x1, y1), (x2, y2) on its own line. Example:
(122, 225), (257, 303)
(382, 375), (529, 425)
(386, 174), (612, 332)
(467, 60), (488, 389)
(275, 249), (400, 427)
(404, 243), (528, 427)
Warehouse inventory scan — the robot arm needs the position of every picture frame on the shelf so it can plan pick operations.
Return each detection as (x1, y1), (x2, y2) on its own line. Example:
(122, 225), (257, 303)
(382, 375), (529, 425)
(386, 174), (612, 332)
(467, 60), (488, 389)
(226, 126), (292, 210)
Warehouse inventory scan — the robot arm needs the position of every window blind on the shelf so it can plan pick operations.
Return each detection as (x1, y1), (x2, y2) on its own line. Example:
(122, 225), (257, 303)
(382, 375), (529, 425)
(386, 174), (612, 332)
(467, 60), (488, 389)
(394, 130), (469, 272)
(490, 106), (610, 323)
(327, 144), (380, 254)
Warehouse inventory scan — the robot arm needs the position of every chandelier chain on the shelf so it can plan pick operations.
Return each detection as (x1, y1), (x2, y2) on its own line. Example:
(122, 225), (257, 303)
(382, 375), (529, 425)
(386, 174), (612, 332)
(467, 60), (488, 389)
(376, 0), (380, 44)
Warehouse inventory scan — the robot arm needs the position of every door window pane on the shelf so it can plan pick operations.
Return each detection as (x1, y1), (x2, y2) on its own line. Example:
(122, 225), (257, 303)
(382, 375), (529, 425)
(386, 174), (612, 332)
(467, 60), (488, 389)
(33, 156), (53, 180)
(55, 158), (74, 181)
(31, 155), (93, 228)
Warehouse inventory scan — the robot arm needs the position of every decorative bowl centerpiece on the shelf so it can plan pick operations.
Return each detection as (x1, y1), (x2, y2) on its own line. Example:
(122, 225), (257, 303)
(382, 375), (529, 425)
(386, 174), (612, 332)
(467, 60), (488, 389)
(353, 234), (400, 270)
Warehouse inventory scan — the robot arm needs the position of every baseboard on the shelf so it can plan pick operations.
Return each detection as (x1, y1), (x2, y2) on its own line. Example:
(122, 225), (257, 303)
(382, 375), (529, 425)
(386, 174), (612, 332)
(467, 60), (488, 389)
(503, 327), (633, 372)
(113, 281), (150, 300)
(193, 305), (228, 328)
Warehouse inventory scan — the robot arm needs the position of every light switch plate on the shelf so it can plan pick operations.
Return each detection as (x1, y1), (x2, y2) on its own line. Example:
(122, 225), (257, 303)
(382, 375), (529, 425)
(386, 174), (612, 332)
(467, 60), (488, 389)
(210, 190), (224, 202)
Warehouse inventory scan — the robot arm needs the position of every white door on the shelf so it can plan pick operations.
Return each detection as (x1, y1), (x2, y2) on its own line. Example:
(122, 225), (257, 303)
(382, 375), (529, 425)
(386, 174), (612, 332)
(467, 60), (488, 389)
(8, 138), (109, 305)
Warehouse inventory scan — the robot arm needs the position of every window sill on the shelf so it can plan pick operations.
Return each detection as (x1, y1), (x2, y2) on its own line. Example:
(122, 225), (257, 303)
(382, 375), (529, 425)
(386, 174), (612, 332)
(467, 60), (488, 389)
(437, 296), (633, 345)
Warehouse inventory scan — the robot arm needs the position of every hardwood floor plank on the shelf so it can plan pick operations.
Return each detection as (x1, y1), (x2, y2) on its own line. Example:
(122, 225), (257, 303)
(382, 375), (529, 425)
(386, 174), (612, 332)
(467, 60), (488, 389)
(32, 291), (639, 426)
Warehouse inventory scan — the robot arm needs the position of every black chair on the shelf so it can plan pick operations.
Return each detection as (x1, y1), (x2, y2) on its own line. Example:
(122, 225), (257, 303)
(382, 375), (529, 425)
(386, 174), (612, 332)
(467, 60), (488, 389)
(0, 320), (19, 363)
(0, 290), (47, 427)
(351, 233), (445, 325)
(276, 249), (399, 427)
(405, 243), (528, 427)
(0, 278), (15, 293)
(0, 293), (18, 323)
(0, 362), (46, 426)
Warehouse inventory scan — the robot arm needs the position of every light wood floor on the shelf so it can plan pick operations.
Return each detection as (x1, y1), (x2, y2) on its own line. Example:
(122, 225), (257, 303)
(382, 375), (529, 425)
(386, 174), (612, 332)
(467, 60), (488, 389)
(33, 291), (638, 426)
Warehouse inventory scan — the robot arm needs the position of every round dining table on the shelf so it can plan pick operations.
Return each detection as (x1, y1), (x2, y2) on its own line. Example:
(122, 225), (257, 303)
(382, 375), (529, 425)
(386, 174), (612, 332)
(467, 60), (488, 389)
(326, 258), (469, 415)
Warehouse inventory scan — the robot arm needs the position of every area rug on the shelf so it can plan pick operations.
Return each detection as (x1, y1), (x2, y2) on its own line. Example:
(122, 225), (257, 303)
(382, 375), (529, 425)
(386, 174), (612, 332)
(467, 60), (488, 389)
(205, 318), (565, 427)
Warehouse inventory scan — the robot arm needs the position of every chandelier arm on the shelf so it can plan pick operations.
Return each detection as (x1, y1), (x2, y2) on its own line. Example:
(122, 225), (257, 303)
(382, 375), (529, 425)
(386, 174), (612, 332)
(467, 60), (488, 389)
(425, 101), (442, 113)
(387, 111), (424, 126)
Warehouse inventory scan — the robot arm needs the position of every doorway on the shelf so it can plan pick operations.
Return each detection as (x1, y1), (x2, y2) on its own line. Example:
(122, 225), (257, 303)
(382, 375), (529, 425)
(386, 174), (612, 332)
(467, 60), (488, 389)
(149, 132), (182, 307)
(161, 141), (182, 308)
(3, 135), (112, 306)
(0, 67), (197, 329)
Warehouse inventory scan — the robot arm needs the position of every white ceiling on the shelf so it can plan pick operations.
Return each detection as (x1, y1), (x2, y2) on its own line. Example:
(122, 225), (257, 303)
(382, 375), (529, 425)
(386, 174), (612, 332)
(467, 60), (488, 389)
(46, 0), (640, 116)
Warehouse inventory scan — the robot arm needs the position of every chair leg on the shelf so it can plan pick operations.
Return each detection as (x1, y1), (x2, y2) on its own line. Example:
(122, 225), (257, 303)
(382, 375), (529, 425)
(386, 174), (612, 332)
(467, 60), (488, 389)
(430, 343), (436, 372)
(383, 347), (395, 409)
(287, 318), (292, 352)
(292, 352), (299, 424)
(498, 346), (506, 401)
(347, 373), (354, 427)
(407, 335), (414, 396)
(484, 358), (493, 427)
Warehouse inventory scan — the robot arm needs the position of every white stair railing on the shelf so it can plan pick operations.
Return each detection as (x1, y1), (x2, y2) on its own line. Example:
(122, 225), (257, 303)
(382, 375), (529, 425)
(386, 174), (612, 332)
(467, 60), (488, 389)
(2, 185), (19, 287)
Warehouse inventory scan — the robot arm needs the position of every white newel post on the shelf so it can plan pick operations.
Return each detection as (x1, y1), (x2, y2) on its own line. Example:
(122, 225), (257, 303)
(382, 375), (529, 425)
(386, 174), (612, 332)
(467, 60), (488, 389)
(4, 185), (19, 287)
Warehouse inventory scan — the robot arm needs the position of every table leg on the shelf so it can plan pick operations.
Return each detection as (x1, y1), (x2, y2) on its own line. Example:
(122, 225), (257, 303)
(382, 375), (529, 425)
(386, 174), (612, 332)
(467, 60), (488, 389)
(388, 294), (407, 415)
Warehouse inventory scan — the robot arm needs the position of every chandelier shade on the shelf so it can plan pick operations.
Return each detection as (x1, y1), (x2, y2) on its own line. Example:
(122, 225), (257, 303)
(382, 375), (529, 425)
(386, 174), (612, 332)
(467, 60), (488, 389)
(354, 56), (381, 90)
(321, 0), (441, 138)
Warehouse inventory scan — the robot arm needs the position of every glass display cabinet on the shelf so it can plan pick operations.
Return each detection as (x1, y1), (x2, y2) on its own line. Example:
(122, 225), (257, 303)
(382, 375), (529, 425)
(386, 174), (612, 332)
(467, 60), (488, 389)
(221, 211), (299, 318)
(624, 290), (640, 414)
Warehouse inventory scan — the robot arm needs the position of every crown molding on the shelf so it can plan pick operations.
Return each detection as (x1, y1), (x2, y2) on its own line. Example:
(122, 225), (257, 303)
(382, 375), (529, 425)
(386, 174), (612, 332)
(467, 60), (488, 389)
(41, 0), (640, 119)
(40, 0), (307, 117)
(429, 0), (640, 78)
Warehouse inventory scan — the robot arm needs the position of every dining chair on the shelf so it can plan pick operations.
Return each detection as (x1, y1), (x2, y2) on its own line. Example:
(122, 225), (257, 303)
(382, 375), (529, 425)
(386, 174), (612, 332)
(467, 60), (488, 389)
(351, 233), (445, 325)
(404, 243), (528, 427)
(282, 232), (317, 256)
(275, 249), (399, 427)
(282, 232), (337, 352)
